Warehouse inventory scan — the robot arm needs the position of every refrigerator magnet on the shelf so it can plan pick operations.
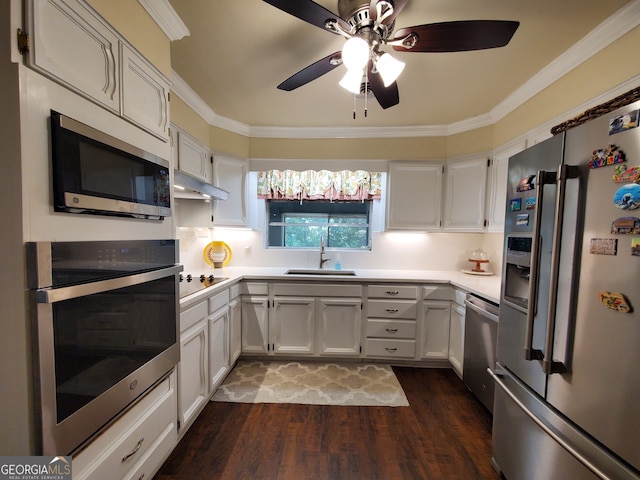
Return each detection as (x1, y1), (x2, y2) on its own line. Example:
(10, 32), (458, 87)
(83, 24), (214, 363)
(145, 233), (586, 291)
(632, 238), (640, 256)
(525, 197), (536, 210)
(509, 198), (522, 212)
(608, 109), (639, 135)
(516, 175), (536, 192)
(588, 145), (626, 169)
(599, 291), (632, 313)
(610, 217), (640, 234)
(590, 238), (618, 255)
(516, 214), (529, 226)
(613, 183), (640, 210)
(612, 165), (640, 183)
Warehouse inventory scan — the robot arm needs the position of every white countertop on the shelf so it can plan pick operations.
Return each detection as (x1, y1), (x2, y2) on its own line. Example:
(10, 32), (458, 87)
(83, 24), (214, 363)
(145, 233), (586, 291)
(179, 266), (501, 308)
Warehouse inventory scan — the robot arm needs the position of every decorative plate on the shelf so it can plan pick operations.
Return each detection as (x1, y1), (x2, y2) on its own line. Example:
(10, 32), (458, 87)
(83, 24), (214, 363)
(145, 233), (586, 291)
(203, 241), (232, 267)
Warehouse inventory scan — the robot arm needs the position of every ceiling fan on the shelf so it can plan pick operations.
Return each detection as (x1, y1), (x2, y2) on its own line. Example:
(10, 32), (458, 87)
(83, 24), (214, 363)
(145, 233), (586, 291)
(263, 0), (519, 111)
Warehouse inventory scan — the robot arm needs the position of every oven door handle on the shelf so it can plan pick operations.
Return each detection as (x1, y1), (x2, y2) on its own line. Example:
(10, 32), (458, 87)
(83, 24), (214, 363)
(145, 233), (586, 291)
(35, 265), (183, 304)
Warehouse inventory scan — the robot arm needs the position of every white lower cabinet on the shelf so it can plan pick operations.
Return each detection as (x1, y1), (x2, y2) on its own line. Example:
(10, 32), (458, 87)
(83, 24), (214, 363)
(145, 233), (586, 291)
(421, 301), (451, 359)
(241, 283), (270, 354)
(208, 306), (229, 391)
(72, 371), (177, 480)
(272, 297), (315, 355)
(229, 289), (242, 364)
(318, 298), (362, 356)
(449, 300), (466, 378)
(178, 301), (208, 436)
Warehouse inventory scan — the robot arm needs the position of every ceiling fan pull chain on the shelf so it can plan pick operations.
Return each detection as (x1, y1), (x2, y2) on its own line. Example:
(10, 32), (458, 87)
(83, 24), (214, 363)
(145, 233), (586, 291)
(353, 92), (356, 120)
(364, 67), (368, 118)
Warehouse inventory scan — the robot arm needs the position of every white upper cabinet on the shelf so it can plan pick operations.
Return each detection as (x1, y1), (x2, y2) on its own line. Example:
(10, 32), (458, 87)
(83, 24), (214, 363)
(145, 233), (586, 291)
(26, 0), (120, 113)
(486, 141), (527, 232)
(443, 156), (488, 231)
(25, 0), (170, 141)
(176, 129), (211, 182)
(386, 162), (443, 230)
(213, 155), (248, 227)
(120, 44), (169, 139)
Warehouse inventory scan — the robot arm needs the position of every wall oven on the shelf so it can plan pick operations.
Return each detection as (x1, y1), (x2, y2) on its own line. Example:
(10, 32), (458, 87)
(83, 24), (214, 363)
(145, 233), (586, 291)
(27, 240), (182, 456)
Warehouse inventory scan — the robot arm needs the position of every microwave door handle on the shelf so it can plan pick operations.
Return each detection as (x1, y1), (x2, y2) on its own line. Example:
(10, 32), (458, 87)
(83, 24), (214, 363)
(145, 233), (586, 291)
(542, 165), (581, 374)
(35, 265), (183, 304)
(524, 170), (555, 361)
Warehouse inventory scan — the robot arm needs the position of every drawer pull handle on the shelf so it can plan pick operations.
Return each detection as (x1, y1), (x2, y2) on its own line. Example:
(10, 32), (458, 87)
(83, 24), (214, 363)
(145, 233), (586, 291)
(122, 437), (144, 462)
(386, 291), (399, 296)
(386, 308), (399, 313)
(385, 347), (398, 352)
(385, 328), (398, 333)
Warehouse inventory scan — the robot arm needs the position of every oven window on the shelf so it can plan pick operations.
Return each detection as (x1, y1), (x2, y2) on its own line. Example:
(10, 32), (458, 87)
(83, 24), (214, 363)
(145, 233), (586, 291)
(52, 275), (176, 423)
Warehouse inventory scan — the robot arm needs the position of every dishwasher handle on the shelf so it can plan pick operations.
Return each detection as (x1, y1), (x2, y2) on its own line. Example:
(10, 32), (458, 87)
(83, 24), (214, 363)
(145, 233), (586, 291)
(464, 297), (499, 323)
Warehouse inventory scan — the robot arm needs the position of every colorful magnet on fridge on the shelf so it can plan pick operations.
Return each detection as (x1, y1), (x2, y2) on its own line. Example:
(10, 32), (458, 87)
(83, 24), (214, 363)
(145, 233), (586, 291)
(509, 198), (522, 212)
(599, 291), (632, 313)
(516, 214), (529, 226)
(612, 165), (640, 183)
(525, 197), (536, 210)
(516, 175), (536, 192)
(589, 238), (618, 255)
(632, 238), (640, 256)
(613, 183), (640, 210)
(608, 109), (639, 135)
(588, 145), (626, 169)
(610, 217), (640, 234)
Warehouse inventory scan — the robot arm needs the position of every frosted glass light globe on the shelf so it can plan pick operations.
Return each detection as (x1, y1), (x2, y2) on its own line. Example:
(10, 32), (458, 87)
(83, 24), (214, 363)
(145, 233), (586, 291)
(341, 37), (369, 70)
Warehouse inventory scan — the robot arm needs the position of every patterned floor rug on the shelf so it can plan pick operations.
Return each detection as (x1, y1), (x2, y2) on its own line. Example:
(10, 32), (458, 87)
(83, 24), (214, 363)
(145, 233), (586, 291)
(211, 360), (409, 407)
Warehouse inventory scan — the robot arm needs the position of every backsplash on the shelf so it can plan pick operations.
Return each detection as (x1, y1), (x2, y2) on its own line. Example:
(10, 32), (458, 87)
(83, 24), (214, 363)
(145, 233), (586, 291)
(177, 227), (504, 275)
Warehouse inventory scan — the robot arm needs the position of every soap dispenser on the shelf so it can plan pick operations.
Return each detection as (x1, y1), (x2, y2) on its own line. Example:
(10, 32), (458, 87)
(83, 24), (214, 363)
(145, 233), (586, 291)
(335, 254), (342, 270)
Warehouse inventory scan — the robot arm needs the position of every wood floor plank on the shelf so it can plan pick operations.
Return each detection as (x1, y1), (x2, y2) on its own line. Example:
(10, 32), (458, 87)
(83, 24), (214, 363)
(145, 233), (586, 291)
(154, 366), (499, 480)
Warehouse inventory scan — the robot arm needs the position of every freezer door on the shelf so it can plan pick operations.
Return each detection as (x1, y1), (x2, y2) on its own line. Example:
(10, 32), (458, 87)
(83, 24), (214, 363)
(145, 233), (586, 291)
(546, 100), (640, 473)
(498, 134), (565, 397)
(492, 365), (639, 480)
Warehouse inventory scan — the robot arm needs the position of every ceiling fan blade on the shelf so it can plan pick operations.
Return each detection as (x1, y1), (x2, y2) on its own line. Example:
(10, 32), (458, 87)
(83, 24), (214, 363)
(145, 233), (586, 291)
(392, 20), (519, 52)
(367, 64), (399, 109)
(277, 52), (343, 91)
(263, 0), (350, 34)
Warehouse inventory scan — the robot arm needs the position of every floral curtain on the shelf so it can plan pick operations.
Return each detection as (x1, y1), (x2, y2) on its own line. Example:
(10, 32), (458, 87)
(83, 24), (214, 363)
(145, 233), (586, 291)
(257, 170), (382, 201)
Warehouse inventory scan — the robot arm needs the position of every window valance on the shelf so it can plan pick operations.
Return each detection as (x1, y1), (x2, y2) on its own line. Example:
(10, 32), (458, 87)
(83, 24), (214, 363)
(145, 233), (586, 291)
(257, 170), (382, 201)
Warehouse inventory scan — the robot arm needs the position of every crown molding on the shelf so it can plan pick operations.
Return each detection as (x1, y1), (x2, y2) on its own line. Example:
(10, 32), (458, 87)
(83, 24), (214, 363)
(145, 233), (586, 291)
(138, 0), (189, 41)
(168, 1), (640, 139)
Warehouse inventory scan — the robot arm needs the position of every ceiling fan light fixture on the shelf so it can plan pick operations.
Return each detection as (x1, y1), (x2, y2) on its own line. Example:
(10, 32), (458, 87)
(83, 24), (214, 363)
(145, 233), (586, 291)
(376, 52), (405, 87)
(341, 36), (370, 70)
(339, 67), (364, 94)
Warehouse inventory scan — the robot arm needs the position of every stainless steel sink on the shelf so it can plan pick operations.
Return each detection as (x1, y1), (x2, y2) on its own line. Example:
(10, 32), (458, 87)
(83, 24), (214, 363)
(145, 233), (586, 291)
(285, 269), (357, 276)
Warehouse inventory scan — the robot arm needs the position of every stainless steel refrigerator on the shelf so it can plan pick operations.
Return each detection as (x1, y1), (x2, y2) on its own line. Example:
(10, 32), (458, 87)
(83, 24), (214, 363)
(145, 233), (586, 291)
(491, 99), (640, 480)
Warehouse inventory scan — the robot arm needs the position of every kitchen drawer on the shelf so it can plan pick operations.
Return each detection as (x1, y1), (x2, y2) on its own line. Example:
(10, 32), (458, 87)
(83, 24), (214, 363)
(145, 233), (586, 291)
(180, 300), (208, 333)
(368, 285), (418, 299)
(229, 283), (240, 300)
(208, 289), (229, 314)
(423, 285), (453, 301)
(73, 372), (177, 480)
(239, 282), (269, 296)
(273, 283), (362, 298)
(368, 299), (417, 319)
(366, 339), (416, 358)
(121, 422), (176, 480)
(366, 319), (416, 339)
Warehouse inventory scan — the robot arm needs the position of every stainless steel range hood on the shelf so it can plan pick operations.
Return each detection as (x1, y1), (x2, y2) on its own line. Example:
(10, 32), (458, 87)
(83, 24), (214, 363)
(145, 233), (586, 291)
(173, 169), (229, 200)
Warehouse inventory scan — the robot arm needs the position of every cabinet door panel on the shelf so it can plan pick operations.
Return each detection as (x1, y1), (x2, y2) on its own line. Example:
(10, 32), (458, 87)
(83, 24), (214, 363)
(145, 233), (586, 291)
(177, 131), (210, 181)
(421, 301), (451, 359)
(272, 298), (315, 355)
(444, 157), (488, 231)
(28, 0), (120, 112)
(178, 323), (208, 432)
(121, 45), (169, 140)
(241, 297), (269, 354)
(229, 299), (242, 364)
(449, 303), (466, 377)
(213, 156), (248, 226)
(208, 309), (229, 391)
(318, 298), (361, 356)
(387, 162), (443, 230)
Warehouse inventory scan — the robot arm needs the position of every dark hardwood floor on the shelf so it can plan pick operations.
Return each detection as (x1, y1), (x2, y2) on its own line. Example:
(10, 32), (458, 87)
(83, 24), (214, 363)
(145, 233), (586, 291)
(155, 366), (499, 480)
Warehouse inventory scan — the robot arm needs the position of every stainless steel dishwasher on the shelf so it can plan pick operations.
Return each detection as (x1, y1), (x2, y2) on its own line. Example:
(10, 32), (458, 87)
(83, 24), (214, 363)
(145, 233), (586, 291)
(463, 293), (499, 413)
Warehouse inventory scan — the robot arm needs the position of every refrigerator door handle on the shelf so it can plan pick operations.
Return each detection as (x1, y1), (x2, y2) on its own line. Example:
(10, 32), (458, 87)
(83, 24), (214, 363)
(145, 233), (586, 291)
(542, 164), (581, 374)
(524, 170), (556, 361)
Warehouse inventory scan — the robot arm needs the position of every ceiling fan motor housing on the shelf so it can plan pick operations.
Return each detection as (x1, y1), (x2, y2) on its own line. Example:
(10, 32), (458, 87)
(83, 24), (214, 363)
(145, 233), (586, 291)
(337, 0), (394, 39)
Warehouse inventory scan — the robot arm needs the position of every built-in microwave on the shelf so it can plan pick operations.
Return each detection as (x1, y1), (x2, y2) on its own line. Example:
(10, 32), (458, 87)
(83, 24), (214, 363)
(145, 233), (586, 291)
(50, 111), (171, 219)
